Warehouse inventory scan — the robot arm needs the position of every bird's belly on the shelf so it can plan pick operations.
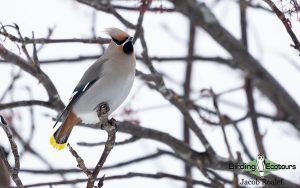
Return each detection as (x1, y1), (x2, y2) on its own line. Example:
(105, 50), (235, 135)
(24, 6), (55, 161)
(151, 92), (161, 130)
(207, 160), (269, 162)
(72, 72), (134, 124)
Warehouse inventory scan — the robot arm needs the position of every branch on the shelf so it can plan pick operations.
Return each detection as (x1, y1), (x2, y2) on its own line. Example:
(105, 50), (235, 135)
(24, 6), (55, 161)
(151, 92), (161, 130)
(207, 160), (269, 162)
(0, 100), (53, 110)
(244, 77), (266, 156)
(67, 104), (116, 188)
(68, 144), (92, 177)
(132, 0), (148, 43)
(0, 55), (234, 66)
(0, 30), (110, 44)
(77, 136), (139, 147)
(231, 121), (254, 160)
(138, 27), (216, 156)
(183, 20), (196, 188)
(0, 43), (64, 110)
(105, 4), (175, 12)
(77, 0), (135, 28)
(262, 0), (300, 52)
(0, 70), (21, 102)
(16, 172), (212, 187)
(87, 104), (116, 188)
(0, 115), (23, 188)
(20, 150), (179, 175)
(168, 0), (300, 132)
(210, 89), (234, 159)
(81, 121), (229, 170)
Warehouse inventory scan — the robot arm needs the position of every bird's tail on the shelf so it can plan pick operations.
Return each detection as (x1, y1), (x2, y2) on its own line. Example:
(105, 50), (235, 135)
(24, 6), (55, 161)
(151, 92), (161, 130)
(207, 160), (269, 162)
(50, 111), (80, 150)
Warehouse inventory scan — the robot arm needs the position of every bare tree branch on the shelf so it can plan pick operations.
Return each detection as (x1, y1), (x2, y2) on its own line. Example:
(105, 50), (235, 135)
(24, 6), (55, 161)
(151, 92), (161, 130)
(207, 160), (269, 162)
(0, 115), (23, 188)
(20, 150), (180, 175)
(0, 55), (233, 65)
(183, 20), (196, 188)
(0, 30), (110, 44)
(0, 43), (64, 110)
(77, 136), (139, 147)
(86, 104), (116, 188)
(68, 144), (92, 177)
(167, 0), (300, 132)
(0, 100), (53, 110)
(262, 0), (300, 52)
(15, 172), (212, 187)
(244, 77), (266, 156)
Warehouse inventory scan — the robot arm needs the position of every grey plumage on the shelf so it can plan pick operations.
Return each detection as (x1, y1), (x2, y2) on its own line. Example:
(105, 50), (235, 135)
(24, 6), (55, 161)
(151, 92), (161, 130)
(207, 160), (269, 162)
(72, 41), (136, 123)
(74, 58), (108, 91)
(51, 28), (136, 150)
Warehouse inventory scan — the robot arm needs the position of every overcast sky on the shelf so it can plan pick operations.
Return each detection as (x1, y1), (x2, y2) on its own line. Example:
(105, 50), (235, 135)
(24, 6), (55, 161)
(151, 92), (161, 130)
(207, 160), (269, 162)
(1, 0), (300, 187)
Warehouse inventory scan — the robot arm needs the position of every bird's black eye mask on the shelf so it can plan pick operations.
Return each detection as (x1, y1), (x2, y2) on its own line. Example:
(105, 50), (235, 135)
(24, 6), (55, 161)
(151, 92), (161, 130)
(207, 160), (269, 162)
(112, 37), (128, 45)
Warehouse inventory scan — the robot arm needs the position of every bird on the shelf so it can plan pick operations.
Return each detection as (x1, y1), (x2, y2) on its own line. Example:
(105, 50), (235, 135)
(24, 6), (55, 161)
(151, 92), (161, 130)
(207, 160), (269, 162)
(256, 154), (266, 177)
(50, 28), (136, 150)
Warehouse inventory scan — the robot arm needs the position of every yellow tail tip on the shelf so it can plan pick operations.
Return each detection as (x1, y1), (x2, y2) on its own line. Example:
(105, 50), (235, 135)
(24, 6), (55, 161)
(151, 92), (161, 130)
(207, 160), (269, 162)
(50, 135), (66, 150)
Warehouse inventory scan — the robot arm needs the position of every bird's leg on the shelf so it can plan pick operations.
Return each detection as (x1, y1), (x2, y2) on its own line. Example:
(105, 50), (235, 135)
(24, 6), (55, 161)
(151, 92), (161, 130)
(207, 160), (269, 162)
(96, 102), (110, 115)
(96, 103), (117, 131)
(96, 103), (109, 130)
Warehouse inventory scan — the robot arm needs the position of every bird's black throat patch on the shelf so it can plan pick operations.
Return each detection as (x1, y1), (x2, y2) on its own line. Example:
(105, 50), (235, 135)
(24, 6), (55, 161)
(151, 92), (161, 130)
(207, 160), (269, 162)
(112, 37), (128, 45)
(123, 41), (133, 54)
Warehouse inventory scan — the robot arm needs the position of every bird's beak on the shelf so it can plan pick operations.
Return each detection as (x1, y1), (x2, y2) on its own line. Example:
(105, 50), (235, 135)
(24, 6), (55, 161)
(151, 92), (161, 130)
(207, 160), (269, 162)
(125, 36), (133, 43)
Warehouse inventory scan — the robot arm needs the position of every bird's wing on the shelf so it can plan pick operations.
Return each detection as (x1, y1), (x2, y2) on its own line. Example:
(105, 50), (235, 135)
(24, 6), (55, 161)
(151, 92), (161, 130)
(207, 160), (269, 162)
(74, 57), (108, 91)
(53, 57), (108, 128)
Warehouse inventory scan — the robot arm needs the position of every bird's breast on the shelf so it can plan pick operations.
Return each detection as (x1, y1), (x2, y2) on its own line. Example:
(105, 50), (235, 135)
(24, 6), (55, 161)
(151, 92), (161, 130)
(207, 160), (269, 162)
(73, 58), (135, 124)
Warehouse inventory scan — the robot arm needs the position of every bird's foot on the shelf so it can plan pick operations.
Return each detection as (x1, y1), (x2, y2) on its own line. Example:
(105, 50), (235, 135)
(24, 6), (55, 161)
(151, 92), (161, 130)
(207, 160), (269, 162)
(96, 102), (110, 116)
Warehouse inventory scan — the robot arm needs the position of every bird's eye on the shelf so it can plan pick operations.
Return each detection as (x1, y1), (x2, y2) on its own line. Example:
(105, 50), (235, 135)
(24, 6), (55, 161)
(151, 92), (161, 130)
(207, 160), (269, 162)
(112, 37), (129, 45)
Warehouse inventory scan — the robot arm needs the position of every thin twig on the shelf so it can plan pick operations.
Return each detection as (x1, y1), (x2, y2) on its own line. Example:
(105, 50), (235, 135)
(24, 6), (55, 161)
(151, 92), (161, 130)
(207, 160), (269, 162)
(0, 100), (54, 110)
(132, 0), (149, 43)
(68, 144), (92, 177)
(244, 77), (266, 156)
(262, 0), (300, 52)
(31, 32), (39, 65)
(13, 24), (33, 63)
(0, 55), (233, 65)
(183, 20), (196, 188)
(15, 172), (212, 187)
(77, 136), (139, 147)
(210, 89), (234, 160)
(0, 43), (64, 110)
(232, 122), (254, 160)
(0, 30), (110, 44)
(138, 26), (216, 157)
(0, 70), (21, 102)
(168, 0), (300, 131)
(0, 115), (23, 188)
(20, 150), (180, 175)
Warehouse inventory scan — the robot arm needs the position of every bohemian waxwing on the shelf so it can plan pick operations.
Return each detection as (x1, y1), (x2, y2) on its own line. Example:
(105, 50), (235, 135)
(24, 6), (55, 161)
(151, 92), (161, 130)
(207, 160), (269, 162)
(50, 28), (136, 150)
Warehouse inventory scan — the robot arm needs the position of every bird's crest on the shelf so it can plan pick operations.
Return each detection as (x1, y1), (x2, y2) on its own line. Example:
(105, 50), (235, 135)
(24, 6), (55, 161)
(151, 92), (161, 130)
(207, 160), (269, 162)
(104, 28), (129, 42)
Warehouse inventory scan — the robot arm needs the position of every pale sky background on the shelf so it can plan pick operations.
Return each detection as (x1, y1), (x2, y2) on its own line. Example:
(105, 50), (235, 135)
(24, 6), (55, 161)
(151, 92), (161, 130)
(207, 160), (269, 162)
(0, 0), (300, 187)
